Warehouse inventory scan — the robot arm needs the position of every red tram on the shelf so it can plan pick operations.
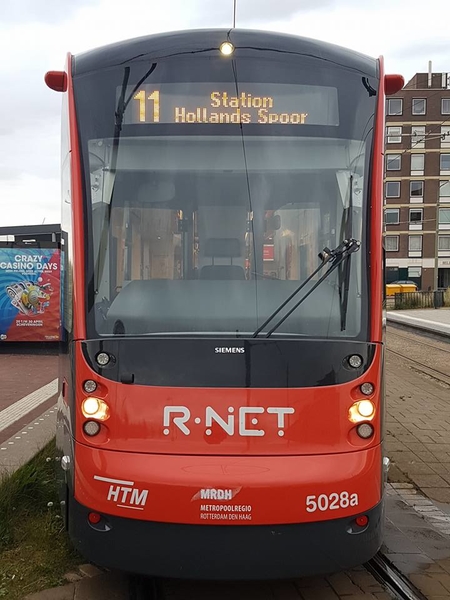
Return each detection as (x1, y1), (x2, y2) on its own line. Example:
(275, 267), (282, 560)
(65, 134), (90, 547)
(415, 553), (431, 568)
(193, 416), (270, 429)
(45, 29), (404, 579)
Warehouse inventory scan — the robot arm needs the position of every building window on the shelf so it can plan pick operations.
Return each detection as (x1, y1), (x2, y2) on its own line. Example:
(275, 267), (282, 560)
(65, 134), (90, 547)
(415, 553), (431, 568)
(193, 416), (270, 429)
(386, 181), (401, 198)
(411, 154), (424, 175)
(411, 126), (425, 149)
(410, 180), (424, 202)
(385, 208), (400, 224)
(442, 127), (450, 149)
(386, 154), (401, 170)
(412, 98), (426, 115)
(408, 235), (422, 255)
(439, 208), (450, 229)
(409, 208), (423, 230)
(385, 236), (399, 251)
(408, 266), (421, 279)
(439, 180), (450, 201)
(440, 154), (450, 173)
(442, 99), (450, 115)
(387, 98), (403, 116)
(438, 235), (450, 253)
(387, 126), (402, 143)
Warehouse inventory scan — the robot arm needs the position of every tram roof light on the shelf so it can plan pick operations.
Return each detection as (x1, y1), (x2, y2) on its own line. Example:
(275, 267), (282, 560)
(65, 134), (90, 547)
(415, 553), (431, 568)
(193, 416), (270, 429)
(220, 41), (234, 56)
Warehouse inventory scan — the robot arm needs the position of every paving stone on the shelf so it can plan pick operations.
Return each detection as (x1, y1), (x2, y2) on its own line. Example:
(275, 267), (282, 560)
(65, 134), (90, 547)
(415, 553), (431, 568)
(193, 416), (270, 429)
(410, 474), (448, 487)
(422, 488), (450, 503)
(326, 572), (362, 595)
(78, 564), (103, 578)
(74, 573), (128, 599)
(295, 577), (330, 589)
(25, 584), (75, 600)
(409, 573), (449, 595)
(271, 581), (302, 599)
(64, 572), (83, 583)
(345, 570), (384, 593)
(297, 586), (339, 600)
(390, 482), (414, 489)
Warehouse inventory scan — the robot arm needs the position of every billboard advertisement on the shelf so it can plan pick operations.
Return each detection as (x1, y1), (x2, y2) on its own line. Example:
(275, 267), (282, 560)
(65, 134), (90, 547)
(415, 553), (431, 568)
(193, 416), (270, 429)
(0, 248), (61, 342)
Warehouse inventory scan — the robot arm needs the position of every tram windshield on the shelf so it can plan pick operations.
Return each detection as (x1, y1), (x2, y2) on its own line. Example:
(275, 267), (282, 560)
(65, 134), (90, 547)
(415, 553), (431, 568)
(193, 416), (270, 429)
(74, 53), (378, 339)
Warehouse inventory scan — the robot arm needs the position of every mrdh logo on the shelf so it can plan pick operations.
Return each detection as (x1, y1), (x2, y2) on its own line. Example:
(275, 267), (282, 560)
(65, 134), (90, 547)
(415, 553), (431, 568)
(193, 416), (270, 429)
(163, 406), (295, 437)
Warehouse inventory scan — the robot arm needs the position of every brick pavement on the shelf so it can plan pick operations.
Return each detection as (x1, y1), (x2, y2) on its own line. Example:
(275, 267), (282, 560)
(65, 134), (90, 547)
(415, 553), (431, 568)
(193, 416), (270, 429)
(0, 352), (57, 411)
(25, 565), (392, 600)
(385, 331), (450, 504)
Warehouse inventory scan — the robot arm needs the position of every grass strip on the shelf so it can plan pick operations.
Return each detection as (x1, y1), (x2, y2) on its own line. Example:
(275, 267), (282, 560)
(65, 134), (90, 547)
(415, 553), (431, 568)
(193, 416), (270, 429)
(0, 438), (81, 599)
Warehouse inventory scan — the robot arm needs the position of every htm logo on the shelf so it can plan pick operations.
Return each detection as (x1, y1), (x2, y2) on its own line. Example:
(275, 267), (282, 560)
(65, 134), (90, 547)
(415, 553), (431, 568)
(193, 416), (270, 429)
(94, 476), (148, 510)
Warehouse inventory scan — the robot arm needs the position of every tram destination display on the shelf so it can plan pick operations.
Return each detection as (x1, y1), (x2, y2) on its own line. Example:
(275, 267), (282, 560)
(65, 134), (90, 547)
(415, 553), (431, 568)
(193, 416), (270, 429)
(119, 83), (339, 126)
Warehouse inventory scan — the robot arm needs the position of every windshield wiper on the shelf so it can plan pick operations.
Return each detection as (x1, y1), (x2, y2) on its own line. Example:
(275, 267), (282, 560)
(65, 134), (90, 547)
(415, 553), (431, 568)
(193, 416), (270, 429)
(338, 174), (355, 331)
(252, 238), (360, 338)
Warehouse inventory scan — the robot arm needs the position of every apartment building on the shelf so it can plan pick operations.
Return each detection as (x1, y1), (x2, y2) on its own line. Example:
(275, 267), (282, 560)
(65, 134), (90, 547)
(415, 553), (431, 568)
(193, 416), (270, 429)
(384, 67), (450, 290)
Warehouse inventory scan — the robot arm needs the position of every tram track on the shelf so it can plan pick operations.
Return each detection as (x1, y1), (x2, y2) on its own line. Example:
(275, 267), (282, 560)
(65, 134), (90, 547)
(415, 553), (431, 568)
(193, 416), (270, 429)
(366, 553), (428, 600)
(387, 346), (450, 385)
(128, 575), (166, 600)
(124, 325), (442, 600)
(387, 325), (450, 385)
(387, 325), (450, 355)
(127, 552), (426, 600)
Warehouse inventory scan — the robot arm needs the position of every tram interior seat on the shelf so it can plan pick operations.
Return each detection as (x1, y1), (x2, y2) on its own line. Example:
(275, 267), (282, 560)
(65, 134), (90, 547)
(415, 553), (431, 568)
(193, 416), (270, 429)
(199, 237), (245, 280)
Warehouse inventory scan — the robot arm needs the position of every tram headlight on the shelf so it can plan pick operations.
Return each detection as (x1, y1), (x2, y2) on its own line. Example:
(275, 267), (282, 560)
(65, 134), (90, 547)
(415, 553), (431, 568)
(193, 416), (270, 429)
(81, 397), (110, 421)
(348, 400), (375, 423)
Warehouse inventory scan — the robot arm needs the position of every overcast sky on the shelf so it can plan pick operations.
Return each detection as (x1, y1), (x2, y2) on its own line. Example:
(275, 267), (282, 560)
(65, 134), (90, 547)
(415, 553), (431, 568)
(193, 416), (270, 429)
(0, 0), (448, 227)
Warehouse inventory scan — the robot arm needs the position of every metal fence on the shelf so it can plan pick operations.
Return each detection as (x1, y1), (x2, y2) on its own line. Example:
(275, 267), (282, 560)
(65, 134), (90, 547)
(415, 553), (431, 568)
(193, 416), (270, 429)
(393, 290), (446, 310)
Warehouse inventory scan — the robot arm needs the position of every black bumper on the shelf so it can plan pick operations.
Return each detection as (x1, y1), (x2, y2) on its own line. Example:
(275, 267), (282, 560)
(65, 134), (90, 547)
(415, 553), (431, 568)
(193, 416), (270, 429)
(68, 498), (383, 580)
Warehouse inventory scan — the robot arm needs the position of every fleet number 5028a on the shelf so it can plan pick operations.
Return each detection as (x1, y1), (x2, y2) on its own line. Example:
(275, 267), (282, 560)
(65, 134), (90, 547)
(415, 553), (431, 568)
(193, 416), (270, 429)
(306, 492), (359, 513)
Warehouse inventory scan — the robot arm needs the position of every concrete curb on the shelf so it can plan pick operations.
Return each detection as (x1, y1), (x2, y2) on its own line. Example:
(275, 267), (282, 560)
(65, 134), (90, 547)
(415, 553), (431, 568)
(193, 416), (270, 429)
(387, 311), (450, 336)
(24, 569), (129, 600)
(0, 403), (56, 476)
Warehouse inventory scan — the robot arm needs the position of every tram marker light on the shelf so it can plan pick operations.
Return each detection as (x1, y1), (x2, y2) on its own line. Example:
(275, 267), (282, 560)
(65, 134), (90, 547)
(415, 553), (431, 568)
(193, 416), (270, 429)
(83, 421), (101, 436)
(88, 512), (102, 524)
(96, 352), (111, 366)
(82, 397), (110, 421)
(83, 380), (97, 393)
(220, 41), (234, 56)
(348, 355), (363, 369)
(356, 423), (374, 439)
(356, 515), (369, 527)
(360, 382), (374, 396)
